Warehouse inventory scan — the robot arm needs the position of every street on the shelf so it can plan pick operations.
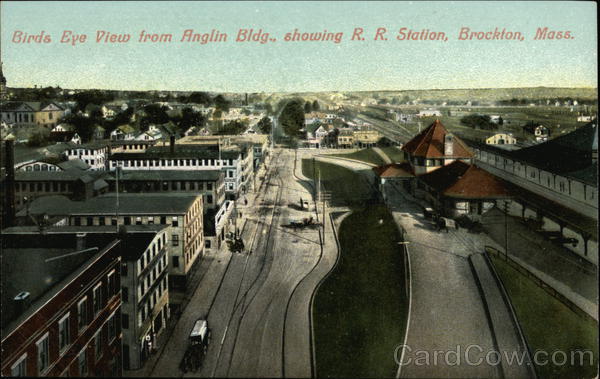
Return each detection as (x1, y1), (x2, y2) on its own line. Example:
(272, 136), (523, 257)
(150, 148), (338, 378)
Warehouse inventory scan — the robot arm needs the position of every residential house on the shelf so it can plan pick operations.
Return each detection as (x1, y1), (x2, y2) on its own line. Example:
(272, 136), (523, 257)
(353, 130), (381, 148)
(523, 123), (550, 142)
(110, 125), (137, 141)
(337, 129), (354, 148)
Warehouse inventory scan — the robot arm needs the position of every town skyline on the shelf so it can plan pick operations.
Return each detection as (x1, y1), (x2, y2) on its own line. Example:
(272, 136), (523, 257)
(1, 1), (598, 92)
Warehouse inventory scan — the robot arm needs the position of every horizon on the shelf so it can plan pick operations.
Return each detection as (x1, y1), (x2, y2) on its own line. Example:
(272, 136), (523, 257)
(1, 1), (597, 92)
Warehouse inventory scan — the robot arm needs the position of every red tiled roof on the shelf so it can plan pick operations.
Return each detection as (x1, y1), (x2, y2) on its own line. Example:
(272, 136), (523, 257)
(372, 162), (415, 178)
(419, 160), (510, 199)
(401, 119), (474, 158)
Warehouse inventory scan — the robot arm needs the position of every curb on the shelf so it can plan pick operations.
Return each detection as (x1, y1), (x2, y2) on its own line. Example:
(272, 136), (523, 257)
(395, 229), (413, 379)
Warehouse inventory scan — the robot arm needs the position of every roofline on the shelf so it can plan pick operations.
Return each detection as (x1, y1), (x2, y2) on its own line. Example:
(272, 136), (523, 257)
(1, 239), (121, 342)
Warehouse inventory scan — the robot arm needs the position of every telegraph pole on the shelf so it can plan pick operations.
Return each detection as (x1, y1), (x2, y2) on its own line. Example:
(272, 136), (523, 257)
(115, 166), (120, 233)
(503, 200), (509, 261)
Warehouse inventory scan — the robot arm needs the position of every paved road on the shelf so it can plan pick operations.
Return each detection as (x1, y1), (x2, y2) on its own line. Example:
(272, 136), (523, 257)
(150, 148), (341, 378)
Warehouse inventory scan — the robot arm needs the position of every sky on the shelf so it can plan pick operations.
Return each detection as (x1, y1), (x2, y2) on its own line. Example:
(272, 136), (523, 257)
(0, 1), (597, 92)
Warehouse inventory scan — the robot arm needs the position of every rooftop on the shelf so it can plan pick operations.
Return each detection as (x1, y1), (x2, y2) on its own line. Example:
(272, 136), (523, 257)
(106, 169), (223, 182)
(109, 144), (241, 160)
(16, 193), (201, 217)
(419, 160), (510, 199)
(402, 119), (474, 158)
(372, 162), (415, 178)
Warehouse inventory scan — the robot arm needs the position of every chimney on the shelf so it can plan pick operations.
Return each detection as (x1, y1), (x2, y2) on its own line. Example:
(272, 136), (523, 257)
(13, 291), (31, 316)
(3, 136), (16, 227)
(444, 133), (454, 156)
(76, 232), (87, 251)
(170, 135), (175, 154)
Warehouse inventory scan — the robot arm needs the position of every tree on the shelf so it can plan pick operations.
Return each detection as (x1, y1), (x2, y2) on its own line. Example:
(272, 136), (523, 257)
(304, 101), (312, 114)
(498, 116), (504, 126)
(178, 107), (206, 131)
(71, 90), (114, 112)
(265, 103), (274, 115)
(186, 92), (212, 105)
(312, 100), (320, 111)
(143, 104), (170, 125)
(213, 120), (246, 135)
(213, 94), (230, 113)
(62, 114), (95, 142)
(257, 117), (273, 134)
(460, 114), (497, 130)
(279, 99), (305, 138)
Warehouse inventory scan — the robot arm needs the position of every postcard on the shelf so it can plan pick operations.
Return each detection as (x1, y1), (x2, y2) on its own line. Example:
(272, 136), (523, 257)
(0, 1), (597, 378)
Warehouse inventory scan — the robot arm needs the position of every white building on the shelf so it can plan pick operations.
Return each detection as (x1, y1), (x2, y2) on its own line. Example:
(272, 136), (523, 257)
(486, 133), (517, 145)
(65, 142), (108, 171)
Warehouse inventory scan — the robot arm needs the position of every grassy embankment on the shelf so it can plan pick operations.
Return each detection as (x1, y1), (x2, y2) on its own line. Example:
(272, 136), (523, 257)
(490, 255), (598, 379)
(303, 159), (408, 378)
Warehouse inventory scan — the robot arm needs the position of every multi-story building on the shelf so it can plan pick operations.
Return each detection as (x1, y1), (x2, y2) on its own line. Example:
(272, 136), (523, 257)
(17, 193), (204, 290)
(105, 170), (225, 210)
(337, 129), (355, 148)
(108, 142), (253, 199)
(0, 101), (65, 128)
(65, 142), (109, 171)
(353, 130), (382, 148)
(1, 231), (122, 377)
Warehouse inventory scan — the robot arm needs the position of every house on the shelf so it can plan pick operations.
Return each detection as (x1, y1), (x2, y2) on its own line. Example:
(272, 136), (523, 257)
(401, 119), (474, 175)
(135, 127), (163, 141)
(417, 109), (442, 118)
(52, 123), (74, 133)
(578, 115), (594, 122)
(523, 123), (550, 142)
(353, 130), (381, 148)
(0, 101), (37, 127)
(1, 231), (122, 377)
(337, 129), (354, 148)
(17, 193), (205, 292)
(110, 125), (137, 141)
(486, 133), (517, 145)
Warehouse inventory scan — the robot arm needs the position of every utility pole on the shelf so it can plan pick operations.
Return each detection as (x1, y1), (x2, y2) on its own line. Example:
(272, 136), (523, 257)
(115, 166), (120, 233)
(503, 200), (509, 261)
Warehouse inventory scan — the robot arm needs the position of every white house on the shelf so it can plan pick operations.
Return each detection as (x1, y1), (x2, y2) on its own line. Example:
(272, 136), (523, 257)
(417, 109), (442, 118)
(111, 125), (137, 141)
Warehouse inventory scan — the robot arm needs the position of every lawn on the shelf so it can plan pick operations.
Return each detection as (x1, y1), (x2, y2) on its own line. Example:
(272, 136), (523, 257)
(379, 147), (405, 163)
(314, 205), (408, 378)
(301, 158), (378, 207)
(329, 148), (387, 166)
(490, 255), (598, 379)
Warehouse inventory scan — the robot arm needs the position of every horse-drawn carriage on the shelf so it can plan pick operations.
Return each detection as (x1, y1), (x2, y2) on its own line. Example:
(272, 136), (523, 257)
(179, 319), (211, 373)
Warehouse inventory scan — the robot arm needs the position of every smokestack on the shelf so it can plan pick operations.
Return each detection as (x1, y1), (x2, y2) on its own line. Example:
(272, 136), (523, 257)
(444, 133), (454, 156)
(170, 135), (175, 154)
(3, 136), (16, 227)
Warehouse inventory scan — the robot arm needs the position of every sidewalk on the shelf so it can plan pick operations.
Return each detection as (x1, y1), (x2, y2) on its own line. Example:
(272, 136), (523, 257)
(123, 245), (232, 377)
(481, 207), (598, 320)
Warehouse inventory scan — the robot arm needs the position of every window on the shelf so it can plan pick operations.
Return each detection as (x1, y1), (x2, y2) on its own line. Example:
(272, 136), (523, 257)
(99, 217), (105, 226)
(74, 217), (81, 226)
(172, 234), (179, 246)
(11, 354), (27, 377)
(124, 216), (131, 225)
(136, 216), (142, 225)
(94, 331), (103, 359)
(172, 216), (179, 227)
(78, 350), (88, 376)
(36, 334), (49, 374)
(86, 217), (93, 226)
(173, 256), (180, 267)
(207, 195), (213, 204)
(108, 271), (117, 296)
(160, 216), (167, 224)
(207, 183), (213, 190)
(58, 313), (71, 353)
(121, 262), (128, 276)
(205, 240), (211, 249)
(122, 313), (129, 330)
(108, 313), (117, 341)
(78, 297), (88, 331)
(111, 217), (118, 226)
(147, 217), (154, 225)
(93, 283), (103, 315)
